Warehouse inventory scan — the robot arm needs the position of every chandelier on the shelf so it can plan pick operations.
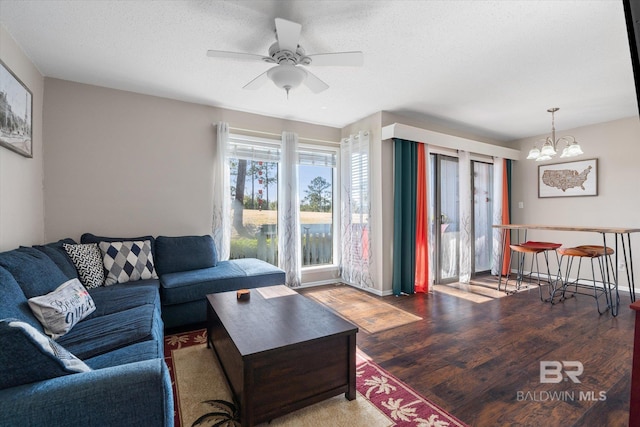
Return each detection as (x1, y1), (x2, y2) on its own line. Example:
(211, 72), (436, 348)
(526, 108), (583, 161)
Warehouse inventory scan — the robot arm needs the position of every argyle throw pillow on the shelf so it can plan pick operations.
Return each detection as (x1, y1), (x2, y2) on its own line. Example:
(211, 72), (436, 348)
(99, 240), (158, 286)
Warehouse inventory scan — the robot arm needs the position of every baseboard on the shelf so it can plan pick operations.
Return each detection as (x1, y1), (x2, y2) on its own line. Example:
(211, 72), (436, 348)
(297, 279), (340, 288)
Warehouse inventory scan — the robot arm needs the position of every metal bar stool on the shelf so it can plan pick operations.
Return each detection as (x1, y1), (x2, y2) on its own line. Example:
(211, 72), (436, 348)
(505, 241), (561, 300)
(555, 246), (613, 314)
(576, 244), (617, 309)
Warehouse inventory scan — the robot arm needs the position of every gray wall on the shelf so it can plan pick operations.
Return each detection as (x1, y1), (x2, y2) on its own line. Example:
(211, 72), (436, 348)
(511, 115), (640, 290)
(512, 116), (640, 232)
(0, 25), (45, 251)
(42, 78), (341, 244)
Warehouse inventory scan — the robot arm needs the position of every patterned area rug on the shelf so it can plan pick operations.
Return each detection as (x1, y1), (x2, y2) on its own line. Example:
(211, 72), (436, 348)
(165, 329), (468, 427)
(304, 285), (422, 334)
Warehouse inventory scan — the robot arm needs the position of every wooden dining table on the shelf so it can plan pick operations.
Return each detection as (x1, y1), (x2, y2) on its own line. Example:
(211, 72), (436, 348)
(492, 224), (640, 316)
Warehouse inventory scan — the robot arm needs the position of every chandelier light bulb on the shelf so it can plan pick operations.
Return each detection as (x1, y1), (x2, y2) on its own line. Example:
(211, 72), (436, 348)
(527, 146), (541, 160)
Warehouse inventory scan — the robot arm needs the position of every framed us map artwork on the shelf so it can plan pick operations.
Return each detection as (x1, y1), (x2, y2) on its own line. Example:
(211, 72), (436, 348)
(538, 158), (598, 198)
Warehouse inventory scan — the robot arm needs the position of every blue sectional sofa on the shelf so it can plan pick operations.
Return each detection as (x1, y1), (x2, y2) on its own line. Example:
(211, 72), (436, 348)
(0, 233), (285, 426)
(81, 233), (286, 328)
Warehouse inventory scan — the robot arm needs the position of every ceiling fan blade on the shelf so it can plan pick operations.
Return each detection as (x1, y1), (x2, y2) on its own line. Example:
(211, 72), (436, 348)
(275, 18), (301, 52)
(207, 50), (273, 63)
(303, 70), (329, 94)
(243, 71), (270, 90)
(307, 51), (364, 66)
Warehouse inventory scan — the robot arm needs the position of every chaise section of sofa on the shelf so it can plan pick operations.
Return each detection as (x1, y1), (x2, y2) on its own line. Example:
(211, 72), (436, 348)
(154, 235), (286, 328)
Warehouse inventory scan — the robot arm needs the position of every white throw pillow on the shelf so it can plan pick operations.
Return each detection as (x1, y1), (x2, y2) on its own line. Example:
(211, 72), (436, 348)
(28, 278), (96, 339)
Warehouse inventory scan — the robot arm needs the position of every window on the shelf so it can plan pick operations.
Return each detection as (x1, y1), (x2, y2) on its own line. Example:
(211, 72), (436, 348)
(228, 135), (280, 264)
(299, 146), (337, 266)
(227, 134), (337, 268)
(473, 161), (494, 273)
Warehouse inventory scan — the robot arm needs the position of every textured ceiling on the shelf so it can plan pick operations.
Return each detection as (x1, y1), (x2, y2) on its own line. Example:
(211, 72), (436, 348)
(0, 0), (637, 142)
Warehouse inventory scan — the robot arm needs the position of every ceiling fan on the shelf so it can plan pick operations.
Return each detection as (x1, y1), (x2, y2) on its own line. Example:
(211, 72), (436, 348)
(206, 18), (363, 97)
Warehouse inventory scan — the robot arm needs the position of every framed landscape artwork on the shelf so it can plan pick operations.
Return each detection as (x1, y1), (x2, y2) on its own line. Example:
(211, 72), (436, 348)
(538, 158), (598, 198)
(0, 60), (33, 158)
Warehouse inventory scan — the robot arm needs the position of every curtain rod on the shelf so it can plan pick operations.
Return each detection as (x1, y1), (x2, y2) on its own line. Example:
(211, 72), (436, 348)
(229, 126), (339, 145)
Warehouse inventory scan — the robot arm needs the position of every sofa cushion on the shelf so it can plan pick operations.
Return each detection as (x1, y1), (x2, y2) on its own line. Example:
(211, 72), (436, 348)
(28, 278), (96, 339)
(99, 240), (158, 286)
(161, 258), (285, 305)
(32, 238), (79, 280)
(0, 247), (68, 298)
(155, 235), (218, 275)
(0, 319), (91, 389)
(63, 243), (105, 289)
(87, 281), (160, 320)
(56, 304), (162, 359)
(84, 340), (163, 370)
(0, 267), (43, 331)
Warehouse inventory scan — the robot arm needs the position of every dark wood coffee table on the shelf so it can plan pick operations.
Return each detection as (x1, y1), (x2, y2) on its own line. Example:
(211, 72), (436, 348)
(206, 285), (358, 427)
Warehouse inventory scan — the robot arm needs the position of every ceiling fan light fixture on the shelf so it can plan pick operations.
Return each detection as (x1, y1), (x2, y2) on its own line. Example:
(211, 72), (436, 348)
(267, 64), (307, 97)
(207, 18), (363, 96)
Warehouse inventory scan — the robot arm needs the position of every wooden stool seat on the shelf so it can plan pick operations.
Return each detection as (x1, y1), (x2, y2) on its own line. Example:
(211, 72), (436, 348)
(575, 245), (615, 257)
(509, 244), (545, 254)
(558, 247), (599, 258)
(520, 241), (562, 251)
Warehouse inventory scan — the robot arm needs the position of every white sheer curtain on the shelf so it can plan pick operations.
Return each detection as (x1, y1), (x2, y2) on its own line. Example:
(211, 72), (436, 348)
(458, 150), (472, 283)
(212, 122), (231, 261)
(278, 131), (301, 287)
(340, 131), (374, 288)
(491, 157), (504, 276)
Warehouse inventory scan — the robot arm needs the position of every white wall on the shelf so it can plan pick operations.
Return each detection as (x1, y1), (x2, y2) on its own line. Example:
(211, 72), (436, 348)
(511, 115), (640, 290)
(43, 78), (341, 245)
(0, 25), (45, 250)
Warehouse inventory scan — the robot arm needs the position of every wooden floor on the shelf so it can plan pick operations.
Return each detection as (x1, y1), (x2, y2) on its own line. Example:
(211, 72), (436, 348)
(299, 281), (635, 427)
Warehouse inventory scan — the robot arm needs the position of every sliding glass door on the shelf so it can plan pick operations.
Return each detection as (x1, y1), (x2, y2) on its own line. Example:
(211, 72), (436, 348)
(473, 161), (494, 274)
(430, 154), (460, 283)
(430, 154), (494, 284)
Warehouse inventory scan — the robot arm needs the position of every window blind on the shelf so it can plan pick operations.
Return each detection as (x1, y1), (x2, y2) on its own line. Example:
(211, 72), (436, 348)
(298, 148), (337, 167)
(228, 134), (280, 162)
